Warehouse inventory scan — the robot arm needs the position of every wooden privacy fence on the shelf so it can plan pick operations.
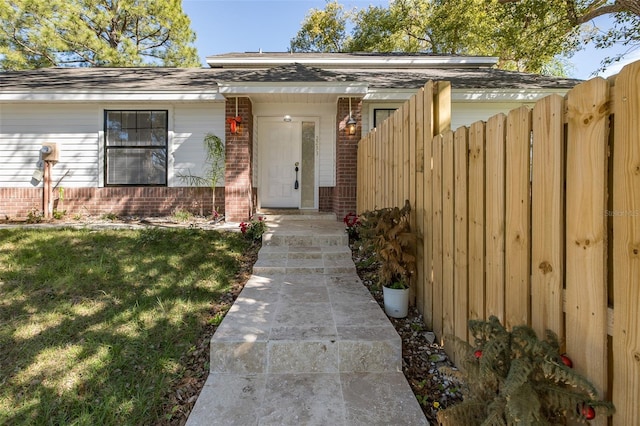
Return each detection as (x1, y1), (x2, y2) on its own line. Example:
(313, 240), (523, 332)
(356, 62), (640, 425)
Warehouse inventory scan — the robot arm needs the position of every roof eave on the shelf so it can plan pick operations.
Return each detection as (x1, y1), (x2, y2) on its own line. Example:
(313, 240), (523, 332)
(206, 55), (499, 69)
(0, 90), (225, 102)
(364, 87), (571, 102)
(217, 81), (369, 95)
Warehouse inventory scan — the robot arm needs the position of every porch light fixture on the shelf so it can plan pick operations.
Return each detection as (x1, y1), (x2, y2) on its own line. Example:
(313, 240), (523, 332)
(284, 115), (292, 122)
(346, 97), (357, 135)
(228, 97), (242, 134)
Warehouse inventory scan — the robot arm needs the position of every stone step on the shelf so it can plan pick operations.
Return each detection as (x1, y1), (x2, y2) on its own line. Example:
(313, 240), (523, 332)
(262, 233), (348, 247)
(255, 246), (355, 274)
(208, 273), (400, 375)
(187, 216), (428, 425)
(186, 371), (428, 426)
(258, 212), (337, 222)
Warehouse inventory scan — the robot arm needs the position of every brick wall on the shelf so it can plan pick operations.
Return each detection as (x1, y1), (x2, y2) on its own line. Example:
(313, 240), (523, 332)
(319, 187), (334, 213)
(0, 187), (224, 220)
(333, 97), (361, 220)
(224, 97), (254, 222)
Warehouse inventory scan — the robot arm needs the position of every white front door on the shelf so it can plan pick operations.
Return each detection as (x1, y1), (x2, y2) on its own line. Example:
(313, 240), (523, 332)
(259, 119), (301, 208)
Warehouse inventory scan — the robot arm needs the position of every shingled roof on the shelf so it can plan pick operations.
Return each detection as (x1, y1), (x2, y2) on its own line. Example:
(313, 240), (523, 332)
(0, 54), (582, 93)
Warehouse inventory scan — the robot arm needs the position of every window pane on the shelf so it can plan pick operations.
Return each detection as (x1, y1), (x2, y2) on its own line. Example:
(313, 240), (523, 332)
(151, 111), (167, 128)
(107, 148), (167, 185)
(151, 129), (166, 145)
(104, 110), (168, 185)
(374, 109), (396, 128)
(121, 112), (137, 130)
(138, 112), (151, 129)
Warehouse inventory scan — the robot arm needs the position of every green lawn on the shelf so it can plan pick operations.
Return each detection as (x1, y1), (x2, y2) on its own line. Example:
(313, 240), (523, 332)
(0, 226), (250, 425)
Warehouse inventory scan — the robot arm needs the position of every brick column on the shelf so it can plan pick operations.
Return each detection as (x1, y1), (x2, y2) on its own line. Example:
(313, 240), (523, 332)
(334, 97), (362, 220)
(224, 97), (254, 222)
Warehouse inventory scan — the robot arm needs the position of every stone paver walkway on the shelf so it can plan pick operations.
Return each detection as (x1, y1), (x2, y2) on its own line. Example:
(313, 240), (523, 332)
(186, 213), (428, 426)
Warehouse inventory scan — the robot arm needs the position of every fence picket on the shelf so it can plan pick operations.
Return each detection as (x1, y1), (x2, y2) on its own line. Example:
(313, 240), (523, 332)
(611, 61), (640, 425)
(468, 121), (486, 321)
(442, 131), (455, 357)
(415, 91), (425, 313)
(485, 114), (506, 323)
(505, 107), (532, 330)
(531, 94), (565, 342)
(453, 126), (469, 356)
(432, 134), (444, 341)
(423, 82), (435, 329)
(565, 78), (610, 417)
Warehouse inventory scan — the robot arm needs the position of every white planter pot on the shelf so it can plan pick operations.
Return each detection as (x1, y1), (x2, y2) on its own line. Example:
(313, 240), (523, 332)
(383, 286), (409, 318)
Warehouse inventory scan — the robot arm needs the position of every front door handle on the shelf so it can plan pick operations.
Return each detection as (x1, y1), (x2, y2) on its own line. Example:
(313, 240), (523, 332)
(294, 162), (299, 189)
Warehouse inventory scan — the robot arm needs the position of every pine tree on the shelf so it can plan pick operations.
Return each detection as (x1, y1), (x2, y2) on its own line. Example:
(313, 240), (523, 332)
(0, 0), (200, 69)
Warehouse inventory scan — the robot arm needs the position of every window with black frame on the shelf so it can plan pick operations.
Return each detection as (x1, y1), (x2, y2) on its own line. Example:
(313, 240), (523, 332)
(104, 110), (168, 185)
(373, 108), (397, 128)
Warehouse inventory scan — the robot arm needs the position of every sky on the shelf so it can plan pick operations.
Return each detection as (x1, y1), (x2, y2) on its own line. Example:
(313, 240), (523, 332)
(182, 0), (640, 80)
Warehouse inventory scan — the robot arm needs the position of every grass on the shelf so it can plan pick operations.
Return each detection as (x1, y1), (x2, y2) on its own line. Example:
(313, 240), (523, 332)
(0, 226), (251, 425)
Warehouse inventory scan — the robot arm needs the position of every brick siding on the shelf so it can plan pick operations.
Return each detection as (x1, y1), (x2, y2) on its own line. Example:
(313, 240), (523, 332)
(0, 187), (224, 220)
(333, 97), (362, 220)
(224, 97), (255, 222)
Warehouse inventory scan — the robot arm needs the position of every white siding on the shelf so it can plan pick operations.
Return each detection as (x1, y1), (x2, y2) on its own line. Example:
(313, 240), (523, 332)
(172, 103), (226, 186)
(252, 102), (336, 187)
(362, 100), (537, 134)
(0, 101), (225, 189)
(450, 102), (533, 130)
(0, 103), (101, 188)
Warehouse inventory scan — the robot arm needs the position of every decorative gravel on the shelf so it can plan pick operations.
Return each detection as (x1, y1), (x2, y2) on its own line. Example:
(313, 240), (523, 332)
(350, 242), (464, 424)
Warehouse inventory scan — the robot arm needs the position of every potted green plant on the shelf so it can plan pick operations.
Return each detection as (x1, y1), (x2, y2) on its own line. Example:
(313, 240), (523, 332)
(360, 200), (416, 318)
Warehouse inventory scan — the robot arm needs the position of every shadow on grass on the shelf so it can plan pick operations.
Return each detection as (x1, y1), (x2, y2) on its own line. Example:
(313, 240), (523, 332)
(0, 227), (250, 425)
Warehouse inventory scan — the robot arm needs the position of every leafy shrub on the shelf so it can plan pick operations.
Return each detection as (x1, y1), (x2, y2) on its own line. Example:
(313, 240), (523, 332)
(358, 200), (416, 289)
(343, 212), (360, 240)
(239, 216), (267, 241)
(438, 316), (615, 425)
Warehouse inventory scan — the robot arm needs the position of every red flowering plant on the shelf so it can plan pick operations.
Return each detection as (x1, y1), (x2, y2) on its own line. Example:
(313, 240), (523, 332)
(239, 215), (267, 241)
(343, 212), (360, 240)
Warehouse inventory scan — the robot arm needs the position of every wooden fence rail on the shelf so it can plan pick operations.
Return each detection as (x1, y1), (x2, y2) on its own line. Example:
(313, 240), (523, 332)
(356, 61), (640, 425)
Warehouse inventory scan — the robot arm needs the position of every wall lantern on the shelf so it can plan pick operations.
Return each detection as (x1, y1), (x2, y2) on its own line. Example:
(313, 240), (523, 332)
(228, 97), (242, 134)
(346, 97), (357, 135)
(227, 116), (242, 134)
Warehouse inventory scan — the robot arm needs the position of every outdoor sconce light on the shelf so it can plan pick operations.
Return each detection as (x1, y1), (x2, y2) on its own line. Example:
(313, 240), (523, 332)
(347, 116), (357, 135)
(346, 97), (357, 135)
(228, 97), (242, 134)
(227, 116), (241, 134)
(284, 115), (292, 122)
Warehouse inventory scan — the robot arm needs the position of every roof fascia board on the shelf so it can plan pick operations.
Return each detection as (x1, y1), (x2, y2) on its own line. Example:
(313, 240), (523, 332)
(451, 88), (569, 102)
(0, 91), (225, 102)
(218, 82), (368, 95)
(364, 88), (569, 102)
(207, 56), (499, 69)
